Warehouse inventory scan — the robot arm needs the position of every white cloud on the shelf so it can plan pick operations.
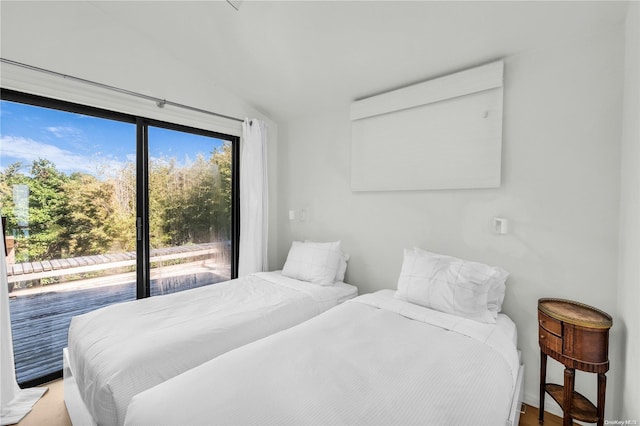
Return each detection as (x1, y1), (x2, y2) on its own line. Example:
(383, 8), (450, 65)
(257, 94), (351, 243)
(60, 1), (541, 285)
(46, 126), (83, 140)
(0, 135), (111, 175)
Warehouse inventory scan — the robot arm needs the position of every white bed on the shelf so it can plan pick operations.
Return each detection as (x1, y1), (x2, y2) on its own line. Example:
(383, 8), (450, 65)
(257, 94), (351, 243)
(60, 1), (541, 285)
(64, 270), (357, 426)
(125, 289), (524, 426)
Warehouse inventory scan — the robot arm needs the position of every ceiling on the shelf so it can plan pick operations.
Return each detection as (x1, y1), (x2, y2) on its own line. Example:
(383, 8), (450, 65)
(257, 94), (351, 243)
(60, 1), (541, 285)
(1, 1), (630, 122)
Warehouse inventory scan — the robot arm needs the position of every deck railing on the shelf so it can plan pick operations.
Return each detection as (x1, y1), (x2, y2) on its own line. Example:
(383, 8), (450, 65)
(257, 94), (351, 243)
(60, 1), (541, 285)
(7, 242), (226, 284)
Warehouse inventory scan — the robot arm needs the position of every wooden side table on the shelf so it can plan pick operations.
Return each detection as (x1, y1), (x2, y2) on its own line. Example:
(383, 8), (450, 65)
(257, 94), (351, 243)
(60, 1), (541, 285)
(538, 298), (612, 426)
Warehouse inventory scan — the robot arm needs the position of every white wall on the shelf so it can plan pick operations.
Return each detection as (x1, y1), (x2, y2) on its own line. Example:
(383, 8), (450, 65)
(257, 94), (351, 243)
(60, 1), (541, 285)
(617, 1), (640, 421)
(0, 1), (280, 268)
(278, 23), (627, 417)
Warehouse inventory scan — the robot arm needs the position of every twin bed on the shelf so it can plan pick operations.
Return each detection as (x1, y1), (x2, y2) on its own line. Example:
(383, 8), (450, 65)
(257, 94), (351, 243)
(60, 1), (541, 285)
(125, 290), (524, 426)
(64, 242), (524, 426)
(64, 269), (356, 425)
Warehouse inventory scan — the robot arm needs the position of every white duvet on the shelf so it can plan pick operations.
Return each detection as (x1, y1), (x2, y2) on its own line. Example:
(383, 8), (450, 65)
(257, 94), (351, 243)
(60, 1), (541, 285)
(67, 271), (357, 426)
(125, 290), (520, 426)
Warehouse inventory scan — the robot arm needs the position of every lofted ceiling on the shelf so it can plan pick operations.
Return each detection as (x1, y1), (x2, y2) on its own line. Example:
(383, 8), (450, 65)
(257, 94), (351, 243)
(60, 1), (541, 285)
(0, 1), (630, 122)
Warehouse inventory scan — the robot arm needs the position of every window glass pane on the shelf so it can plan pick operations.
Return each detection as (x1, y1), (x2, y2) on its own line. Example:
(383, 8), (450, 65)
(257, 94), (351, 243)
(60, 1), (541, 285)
(0, 99), (136, 384)
(147, 126), (232, 296)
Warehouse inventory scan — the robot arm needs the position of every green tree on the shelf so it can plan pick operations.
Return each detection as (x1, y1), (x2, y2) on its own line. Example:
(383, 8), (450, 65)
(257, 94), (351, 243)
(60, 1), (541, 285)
(0, 143), (233, 267)
(62, 172), (115, 256)
(0, 159), (121, 262)
(147, 144), (231, 248)
(109, 163), (137, 252)
(149, 157), (177, 248)
(0, 161), (27, 234)
(181, 153), (221, 244)
(210, 143), (232, 240)
(0, 159), (69, 262)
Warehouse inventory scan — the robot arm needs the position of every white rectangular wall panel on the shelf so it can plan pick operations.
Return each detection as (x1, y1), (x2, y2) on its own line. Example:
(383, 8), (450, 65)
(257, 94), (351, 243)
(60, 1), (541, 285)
(350, 61), (504, 191)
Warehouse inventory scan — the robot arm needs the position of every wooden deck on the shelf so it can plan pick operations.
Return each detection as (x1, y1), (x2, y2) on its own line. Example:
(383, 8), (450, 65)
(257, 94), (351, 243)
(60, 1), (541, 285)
(10, 280), (135, 384)
(7, 244), (230, 385)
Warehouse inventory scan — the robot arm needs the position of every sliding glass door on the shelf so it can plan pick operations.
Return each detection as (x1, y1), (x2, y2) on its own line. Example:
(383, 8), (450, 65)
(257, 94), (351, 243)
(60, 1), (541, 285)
(0, 96), (138, 385)
(147, 125), (233, 296)
(0, 90), (238, 386)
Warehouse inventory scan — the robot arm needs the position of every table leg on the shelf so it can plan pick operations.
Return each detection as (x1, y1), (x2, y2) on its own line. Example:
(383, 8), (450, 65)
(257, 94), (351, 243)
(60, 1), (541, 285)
(597, 373), (606, 426)
(563, 368), (574, 426)
(539, 351), (547, 424)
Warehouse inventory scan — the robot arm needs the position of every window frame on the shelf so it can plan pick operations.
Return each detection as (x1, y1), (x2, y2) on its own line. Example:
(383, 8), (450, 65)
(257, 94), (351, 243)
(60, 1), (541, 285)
(1, 88), (240, 386)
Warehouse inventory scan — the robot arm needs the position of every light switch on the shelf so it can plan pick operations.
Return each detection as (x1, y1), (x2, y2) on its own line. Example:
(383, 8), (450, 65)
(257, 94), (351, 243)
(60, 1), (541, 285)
(493, 217), (509, 234)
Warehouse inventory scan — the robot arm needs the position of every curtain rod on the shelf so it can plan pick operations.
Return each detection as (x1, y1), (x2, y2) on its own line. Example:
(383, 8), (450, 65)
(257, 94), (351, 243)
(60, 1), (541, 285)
(0, 58), (245, 123)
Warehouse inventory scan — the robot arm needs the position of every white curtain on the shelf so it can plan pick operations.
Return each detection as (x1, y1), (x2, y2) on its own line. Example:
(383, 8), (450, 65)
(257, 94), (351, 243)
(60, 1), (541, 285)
(238, 118), (268, 277)
(1, 235), (47, 425)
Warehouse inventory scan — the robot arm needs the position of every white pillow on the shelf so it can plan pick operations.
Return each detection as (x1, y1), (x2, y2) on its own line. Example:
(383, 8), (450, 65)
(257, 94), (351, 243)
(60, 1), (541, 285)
(335, 251), (350, 282)
(304, 240), (349, 283)
(487, 267), (509, 317)
(395, 248), (508, 323)
(281, 241), (342, 286)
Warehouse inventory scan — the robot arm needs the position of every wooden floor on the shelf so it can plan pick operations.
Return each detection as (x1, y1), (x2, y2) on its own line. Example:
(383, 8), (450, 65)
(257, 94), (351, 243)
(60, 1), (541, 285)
(521, 404), (565, 426)
(14, 380), (71, 426)
(15, 379), (564, 426)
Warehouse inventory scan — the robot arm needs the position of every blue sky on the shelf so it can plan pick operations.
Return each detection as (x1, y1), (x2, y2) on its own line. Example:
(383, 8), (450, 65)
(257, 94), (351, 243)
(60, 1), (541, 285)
(0, 100), (226, 177)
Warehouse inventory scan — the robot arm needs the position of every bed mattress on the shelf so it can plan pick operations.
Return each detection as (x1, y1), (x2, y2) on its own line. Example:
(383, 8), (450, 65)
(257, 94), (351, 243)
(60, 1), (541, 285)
(125, 289), (520, 426)
(67, 271), (357, 426)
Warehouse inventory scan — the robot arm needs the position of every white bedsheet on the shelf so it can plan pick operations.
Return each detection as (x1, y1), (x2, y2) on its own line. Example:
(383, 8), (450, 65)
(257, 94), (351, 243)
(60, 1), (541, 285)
(67, 271), (357, 426)
(125, 290), (520, 426)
